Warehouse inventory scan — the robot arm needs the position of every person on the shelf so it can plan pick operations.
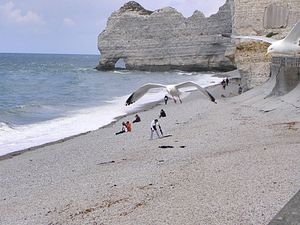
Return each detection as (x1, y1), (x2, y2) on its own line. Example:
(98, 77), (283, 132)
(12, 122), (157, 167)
(221, 79), (226, 90)
(132, 114), (141, 123)
(226, 77), (229, 86)
(150, 119), (163, 139)
(115, 122), (127, 135)
(126, 121), (132, 132)
(238, 84), (243, 94)
(164, 95), (169, 105)
(159, 109), (166, 118)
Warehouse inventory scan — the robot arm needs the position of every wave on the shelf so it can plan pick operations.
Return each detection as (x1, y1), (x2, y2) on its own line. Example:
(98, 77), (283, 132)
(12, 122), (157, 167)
(73, 67), (96, 72)
(0, 92), (165, 156)
(176, 71), (197, 76)
(113, 70), (130, 74)
(0, 122), (14, 132)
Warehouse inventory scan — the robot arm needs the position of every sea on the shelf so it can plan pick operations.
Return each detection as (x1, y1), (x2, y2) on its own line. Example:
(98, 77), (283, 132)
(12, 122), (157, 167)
(0, 53), (223, 156)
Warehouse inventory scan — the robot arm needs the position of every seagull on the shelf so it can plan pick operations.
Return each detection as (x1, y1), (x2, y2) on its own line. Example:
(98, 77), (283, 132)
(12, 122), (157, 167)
(125, 81), (216, 105)
(222, 20), (300, 55)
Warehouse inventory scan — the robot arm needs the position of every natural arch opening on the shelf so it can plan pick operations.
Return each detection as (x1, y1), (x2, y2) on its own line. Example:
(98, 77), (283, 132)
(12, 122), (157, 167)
(114, 58), (126, 69)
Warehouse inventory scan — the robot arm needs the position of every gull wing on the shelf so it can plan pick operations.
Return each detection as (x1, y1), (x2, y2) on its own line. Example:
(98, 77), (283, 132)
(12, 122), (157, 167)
(222, 34), (275, 44)
(175, 81), (216, 103)
(125, 83), (166, 105)
(283, 20), (300, 44)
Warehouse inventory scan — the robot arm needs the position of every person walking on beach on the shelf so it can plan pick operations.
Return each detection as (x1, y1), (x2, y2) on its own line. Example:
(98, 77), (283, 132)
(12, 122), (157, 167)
(238, 84), (243, 94)
(221, 79), (226, 90)
(159, 109), (166, 118)
(115, 122), (127, 135)
(226, 77), (229, 86)
(126, 121), (132, 132)
(164, 95), (169, 105)
(132, 114), (141, 123)
(150, 119), (163, 139)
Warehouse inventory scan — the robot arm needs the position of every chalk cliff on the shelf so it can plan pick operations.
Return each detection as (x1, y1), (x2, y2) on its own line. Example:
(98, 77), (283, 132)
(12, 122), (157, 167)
(97, 0), (235, 71)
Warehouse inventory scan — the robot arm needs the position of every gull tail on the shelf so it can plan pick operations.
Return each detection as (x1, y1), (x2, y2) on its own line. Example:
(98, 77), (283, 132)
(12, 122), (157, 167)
(125, 93), (134, 106)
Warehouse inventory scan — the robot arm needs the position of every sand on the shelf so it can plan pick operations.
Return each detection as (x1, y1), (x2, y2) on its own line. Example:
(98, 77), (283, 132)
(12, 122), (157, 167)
(0, 76), (300, 225)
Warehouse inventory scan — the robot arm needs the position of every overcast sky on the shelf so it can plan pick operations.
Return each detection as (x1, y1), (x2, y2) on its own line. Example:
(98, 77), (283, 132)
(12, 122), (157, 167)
(0, 0), (226, 54)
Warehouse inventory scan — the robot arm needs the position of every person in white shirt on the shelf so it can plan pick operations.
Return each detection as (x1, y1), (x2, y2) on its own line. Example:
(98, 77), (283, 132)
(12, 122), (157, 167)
(150, 119), (163, 139)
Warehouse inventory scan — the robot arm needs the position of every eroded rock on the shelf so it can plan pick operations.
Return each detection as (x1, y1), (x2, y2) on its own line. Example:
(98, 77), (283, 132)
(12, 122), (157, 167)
(97, 0), (236, 72)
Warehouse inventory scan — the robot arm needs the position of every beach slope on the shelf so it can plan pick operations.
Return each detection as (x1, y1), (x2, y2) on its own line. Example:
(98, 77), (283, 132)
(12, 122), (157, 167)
(0, 79), (299, 225)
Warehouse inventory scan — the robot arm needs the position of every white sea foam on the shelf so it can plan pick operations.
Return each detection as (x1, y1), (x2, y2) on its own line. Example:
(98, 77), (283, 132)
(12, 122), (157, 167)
(0, 93), (164, 156)
(0, 101), (121, 156)
(113, 70), (130, 74)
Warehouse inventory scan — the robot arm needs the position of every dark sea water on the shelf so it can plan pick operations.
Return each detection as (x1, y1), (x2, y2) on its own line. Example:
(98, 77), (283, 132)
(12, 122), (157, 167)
(0, 53), (223, 156)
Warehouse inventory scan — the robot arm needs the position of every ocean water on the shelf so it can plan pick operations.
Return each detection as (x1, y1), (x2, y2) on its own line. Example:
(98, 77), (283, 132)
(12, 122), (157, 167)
(0, 53), (223, 156)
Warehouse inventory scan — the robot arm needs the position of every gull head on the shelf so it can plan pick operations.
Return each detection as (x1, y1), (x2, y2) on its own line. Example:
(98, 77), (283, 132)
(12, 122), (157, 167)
(266, 44), (275, 56)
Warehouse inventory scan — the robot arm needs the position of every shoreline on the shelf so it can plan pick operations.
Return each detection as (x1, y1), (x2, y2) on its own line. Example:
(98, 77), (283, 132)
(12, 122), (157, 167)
(1, 73), (299, 225)
(0, 102), (162, 162)
(0, 72), (234, 162)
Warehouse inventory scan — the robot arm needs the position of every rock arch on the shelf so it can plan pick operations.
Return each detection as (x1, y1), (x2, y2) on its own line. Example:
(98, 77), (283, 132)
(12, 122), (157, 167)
(115, 58), (126, 69)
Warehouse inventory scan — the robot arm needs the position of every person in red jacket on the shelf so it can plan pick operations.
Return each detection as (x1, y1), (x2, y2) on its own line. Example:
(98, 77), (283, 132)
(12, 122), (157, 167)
(126, 121), (132, 132)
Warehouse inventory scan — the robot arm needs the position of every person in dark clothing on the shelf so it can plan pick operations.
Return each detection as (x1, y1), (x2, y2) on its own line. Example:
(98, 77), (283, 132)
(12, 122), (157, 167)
(238, 84), (243, 94)
(159, 109), (166, 118)
(226, 77), (229, 86)
(221, 79), (226, 89)
(115, 122), (127, 135)
(164, 95), (169, 105)
(133, 114), (141, 123)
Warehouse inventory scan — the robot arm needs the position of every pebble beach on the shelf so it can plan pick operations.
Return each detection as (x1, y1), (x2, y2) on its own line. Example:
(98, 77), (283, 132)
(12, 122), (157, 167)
(0, 76), (300, 225)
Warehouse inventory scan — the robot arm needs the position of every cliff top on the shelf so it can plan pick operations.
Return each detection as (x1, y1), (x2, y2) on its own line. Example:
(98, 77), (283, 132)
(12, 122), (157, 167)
(119, 1), (153, 15)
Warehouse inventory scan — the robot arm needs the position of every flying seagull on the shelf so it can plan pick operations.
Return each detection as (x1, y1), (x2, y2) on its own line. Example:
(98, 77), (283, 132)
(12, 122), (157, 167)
(125, 81), (216, 105)
(222, 20), (300, 55)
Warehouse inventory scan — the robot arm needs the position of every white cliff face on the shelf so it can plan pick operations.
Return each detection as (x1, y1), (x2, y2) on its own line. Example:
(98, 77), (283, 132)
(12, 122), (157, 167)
(97, 0), (236, 71)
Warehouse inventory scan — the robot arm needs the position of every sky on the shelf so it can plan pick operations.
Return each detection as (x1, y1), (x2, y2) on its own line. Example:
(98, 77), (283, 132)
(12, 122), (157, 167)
(0, 0), (226, 55)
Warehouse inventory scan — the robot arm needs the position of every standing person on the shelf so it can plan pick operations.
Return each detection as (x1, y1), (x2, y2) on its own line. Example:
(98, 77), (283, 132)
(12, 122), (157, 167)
(238, 84), (243, 94)
(115, 122), (127, 135)
(159, 109), (166, 118)
(150, 119), (163, 139)
(157, 121), (163, 136)
(126, 121), (132, 132)
(221, 79), (226, 90)
(226, 77), (229, 86)
(132, 114), (141, 123)
(164, 95), (169, 105)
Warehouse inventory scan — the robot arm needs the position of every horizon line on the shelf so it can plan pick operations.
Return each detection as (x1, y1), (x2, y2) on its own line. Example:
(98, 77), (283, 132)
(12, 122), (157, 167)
(0, 52), (100, 56)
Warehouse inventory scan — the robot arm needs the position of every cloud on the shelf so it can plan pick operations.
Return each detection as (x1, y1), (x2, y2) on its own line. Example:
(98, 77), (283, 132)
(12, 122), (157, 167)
(0, 1), (44, 25)
(63, 18), (76, 27)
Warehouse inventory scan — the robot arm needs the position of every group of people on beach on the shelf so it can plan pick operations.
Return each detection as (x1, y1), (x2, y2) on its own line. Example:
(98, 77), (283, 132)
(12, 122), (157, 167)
(115, 114), (142, 135)
(221, 77), (229, 89)
(115, 108), (167, 140)
(115, 121), (132, 135)
(220, 77), (243, 95)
